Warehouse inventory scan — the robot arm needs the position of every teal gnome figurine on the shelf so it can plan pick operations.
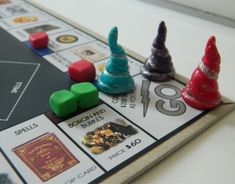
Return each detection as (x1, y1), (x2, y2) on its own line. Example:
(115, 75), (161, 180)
(97, 26), (134, 94)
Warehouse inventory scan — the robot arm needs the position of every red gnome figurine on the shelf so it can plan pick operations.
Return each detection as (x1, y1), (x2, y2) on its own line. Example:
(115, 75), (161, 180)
(181, 36), (221, 110)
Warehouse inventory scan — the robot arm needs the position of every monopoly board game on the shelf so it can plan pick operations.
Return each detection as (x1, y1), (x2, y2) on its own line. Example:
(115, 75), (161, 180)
(0, 0), (234, 183)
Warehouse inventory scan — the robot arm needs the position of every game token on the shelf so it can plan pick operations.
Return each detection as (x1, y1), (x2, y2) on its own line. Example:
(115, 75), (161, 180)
(141, 21), (175, 81)
(49, 89), (77, 117)
(68, 59), (96, 82)
(181, 36), (221, 109)
(97, 26), (134, 94)
(71, 82), (99, 109)
(29, 31), (49, 48)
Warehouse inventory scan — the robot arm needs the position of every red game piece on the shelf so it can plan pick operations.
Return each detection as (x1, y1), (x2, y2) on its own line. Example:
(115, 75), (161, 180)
(181, 36), (221, 110)
(29, 32), (49, 48)
(68, 59), (96, 82)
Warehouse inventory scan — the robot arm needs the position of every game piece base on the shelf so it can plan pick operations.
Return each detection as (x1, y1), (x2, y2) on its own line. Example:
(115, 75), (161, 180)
(181, 87), (221, 110)
(141, 62), (175, 82)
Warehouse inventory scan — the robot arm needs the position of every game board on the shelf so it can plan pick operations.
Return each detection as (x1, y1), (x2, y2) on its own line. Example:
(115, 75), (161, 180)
(0, 0), (234, 183)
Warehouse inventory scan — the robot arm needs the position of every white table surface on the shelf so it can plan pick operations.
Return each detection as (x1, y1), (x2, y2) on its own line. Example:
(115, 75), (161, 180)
(30, 0), (235, 183)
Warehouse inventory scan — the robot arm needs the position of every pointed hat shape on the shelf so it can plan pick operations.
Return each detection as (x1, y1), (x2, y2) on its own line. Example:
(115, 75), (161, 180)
(202, 36), (221, 72)
(153, 21), (166, 49)
(108, 26), (125, 56)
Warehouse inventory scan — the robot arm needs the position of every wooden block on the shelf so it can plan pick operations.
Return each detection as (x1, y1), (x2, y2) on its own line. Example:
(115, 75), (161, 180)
(71, 82), (99, 109)
(49, 89), (77, 117)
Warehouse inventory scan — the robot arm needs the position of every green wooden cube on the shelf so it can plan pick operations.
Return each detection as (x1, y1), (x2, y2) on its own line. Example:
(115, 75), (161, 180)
(71, 82), (99, 109)
(49, 89), (77, 117)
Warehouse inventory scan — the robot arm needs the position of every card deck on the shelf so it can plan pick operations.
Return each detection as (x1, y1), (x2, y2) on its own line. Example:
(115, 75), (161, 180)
(12, 132), (79, 182)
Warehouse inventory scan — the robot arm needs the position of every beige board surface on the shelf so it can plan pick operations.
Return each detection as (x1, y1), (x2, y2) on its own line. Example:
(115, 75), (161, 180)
(23, 1), (235, 183)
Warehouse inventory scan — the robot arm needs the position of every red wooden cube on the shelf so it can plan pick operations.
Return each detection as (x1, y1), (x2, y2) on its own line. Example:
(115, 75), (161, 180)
(29, 32), (49, 48)
(68, 60), (96, 82)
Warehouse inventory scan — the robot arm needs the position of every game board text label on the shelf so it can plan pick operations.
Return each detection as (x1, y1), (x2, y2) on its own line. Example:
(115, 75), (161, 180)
(109, 148), (126, 160)
(112, 96), (119, 103)
(126, 139), (142, 149)
(51, 52), (71, 66)
(77, 165), (97, 178)
(155, 84), (186, 116)
(67, 109), (106, 128)
(14, 123), (38, 135)
(129, 87), (137, 109)
(111, 90), (137, 109)
(80, 116), (104, 129)
(121, 96), (127, 108)
(64, 165), (97, 184)
(11, 81), (22, 94)
(15, 30), (26, 38)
